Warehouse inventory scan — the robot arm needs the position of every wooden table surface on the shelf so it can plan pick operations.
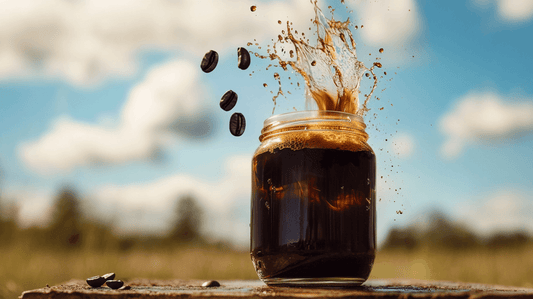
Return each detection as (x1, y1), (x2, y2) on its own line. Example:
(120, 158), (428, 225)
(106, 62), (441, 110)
(20, 278), (533, 298)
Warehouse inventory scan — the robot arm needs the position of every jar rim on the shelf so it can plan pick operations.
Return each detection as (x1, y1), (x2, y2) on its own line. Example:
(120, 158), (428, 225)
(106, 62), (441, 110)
(263, 110), (364, 129)
(257, 110), (370, 153)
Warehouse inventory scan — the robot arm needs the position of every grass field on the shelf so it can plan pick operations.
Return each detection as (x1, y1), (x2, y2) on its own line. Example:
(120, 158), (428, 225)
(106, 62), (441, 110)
(2, 245), (532, 299)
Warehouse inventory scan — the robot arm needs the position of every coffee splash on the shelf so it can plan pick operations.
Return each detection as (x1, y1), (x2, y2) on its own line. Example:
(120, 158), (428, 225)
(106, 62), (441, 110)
(256, 0), (379, 116)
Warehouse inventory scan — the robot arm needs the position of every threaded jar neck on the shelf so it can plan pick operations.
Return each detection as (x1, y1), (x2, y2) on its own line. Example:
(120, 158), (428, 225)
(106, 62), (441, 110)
(259, 110), (368, 142)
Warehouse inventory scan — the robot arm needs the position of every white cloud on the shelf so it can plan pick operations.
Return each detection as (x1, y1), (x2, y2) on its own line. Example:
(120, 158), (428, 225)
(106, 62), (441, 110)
(19, 59), (213, 173)
(2, 188), (55, 228)
(0, 0), (314, 85)
(348, 0), (422, 46)
(439, 91), (533, 159)
(497, 0), (533, 21)
(94, 154), (252, 245)
(391, 133), (415, 158)
(473, 0), (533, 22)
(457, 189), (533, 234)
(344, 0), (425, 68)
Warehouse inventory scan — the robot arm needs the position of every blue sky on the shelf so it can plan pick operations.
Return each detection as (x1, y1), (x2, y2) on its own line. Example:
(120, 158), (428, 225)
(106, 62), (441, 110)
(0, 0), (532, 247)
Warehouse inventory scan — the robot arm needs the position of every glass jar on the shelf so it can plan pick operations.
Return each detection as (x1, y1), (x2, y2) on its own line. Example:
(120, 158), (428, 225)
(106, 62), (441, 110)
(250, 110), (376, 287)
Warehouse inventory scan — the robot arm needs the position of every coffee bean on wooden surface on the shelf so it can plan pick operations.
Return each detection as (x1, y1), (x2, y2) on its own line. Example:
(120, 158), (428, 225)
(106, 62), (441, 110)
(202, 280), (221, 287)
(237, 47), (251, 70)
(102, 273), (115, 281)
(86, 276), (106, 288)
(229, 113), (246, 136)
(119, 285), (131, 290)
(106, 280), (124, 289)
(220, 90), (238, 111)
(200, 50), (219, 73)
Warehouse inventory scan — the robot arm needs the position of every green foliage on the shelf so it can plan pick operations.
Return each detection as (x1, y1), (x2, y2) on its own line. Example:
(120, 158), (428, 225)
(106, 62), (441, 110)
(0, 190), (18, 247)
(381, 210), (531, 251)
(381, 226), (419, 250)
(168, 194), (205, 245)
(46, 187), (84, 249)
(486, 231), (530, 249)
(424, 210), (481, 249)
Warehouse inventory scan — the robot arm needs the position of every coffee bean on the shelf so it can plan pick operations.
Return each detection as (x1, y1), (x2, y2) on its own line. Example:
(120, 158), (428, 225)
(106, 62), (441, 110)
(119, 285), (131, 290)
(102, 273), (115, 281)
(220, 90), (238, 111)
(237, 47), (251, 70)
(200, 50), (219, 73)
(229, 113), (246, 136)
(86, 276), (106, 288)
(106, 280), (124, 289)
(202, 280), (221, 287)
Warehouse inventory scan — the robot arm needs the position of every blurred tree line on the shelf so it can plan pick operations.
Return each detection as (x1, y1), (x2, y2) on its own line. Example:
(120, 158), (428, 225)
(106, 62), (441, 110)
(0, 179), (217, 251)
(381, 211), (532, 251)
(1, 162), (531, 252)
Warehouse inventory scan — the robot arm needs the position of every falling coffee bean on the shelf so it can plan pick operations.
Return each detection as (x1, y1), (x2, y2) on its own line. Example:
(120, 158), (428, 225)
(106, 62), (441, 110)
(202, 280), (221, 287)
(106, 280), (124, 289)
(102, 273), (115, 281)
(200, 50), (219, 73)
(229, 113), (246, 137)
(86, 276), (106, 288)
(220, 90), (238, 111)
(237, 47), (251, 70)
(119, 285), (131, 290)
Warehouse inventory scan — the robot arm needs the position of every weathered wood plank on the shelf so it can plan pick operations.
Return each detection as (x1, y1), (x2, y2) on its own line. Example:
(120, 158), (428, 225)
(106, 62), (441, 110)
(20, 279), (533, 299)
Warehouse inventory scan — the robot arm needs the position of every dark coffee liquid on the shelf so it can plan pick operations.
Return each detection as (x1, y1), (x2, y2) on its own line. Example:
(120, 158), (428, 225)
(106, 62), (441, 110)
(251, 147), (376, 282)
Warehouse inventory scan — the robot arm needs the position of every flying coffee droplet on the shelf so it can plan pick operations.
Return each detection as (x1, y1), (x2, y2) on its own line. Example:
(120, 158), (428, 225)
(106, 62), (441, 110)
(229, 113), (246, 136)
(311, 60), (316, 66)
(384, 71), (387, 75)
(373, 62), (382, 68)
(237, 47), (251, 70)
(365, 73), (370, 77)
(250, 5), (257, 12)
(200, 50), (218, 73)
(220, 90), (238, 111)
(379, 48), (384, 53)
(278, 20), (282, 24)
(263, 83), (268, 87)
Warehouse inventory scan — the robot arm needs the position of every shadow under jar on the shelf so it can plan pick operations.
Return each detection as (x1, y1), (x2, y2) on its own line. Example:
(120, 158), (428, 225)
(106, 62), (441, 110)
(251, 111), (376, 287)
